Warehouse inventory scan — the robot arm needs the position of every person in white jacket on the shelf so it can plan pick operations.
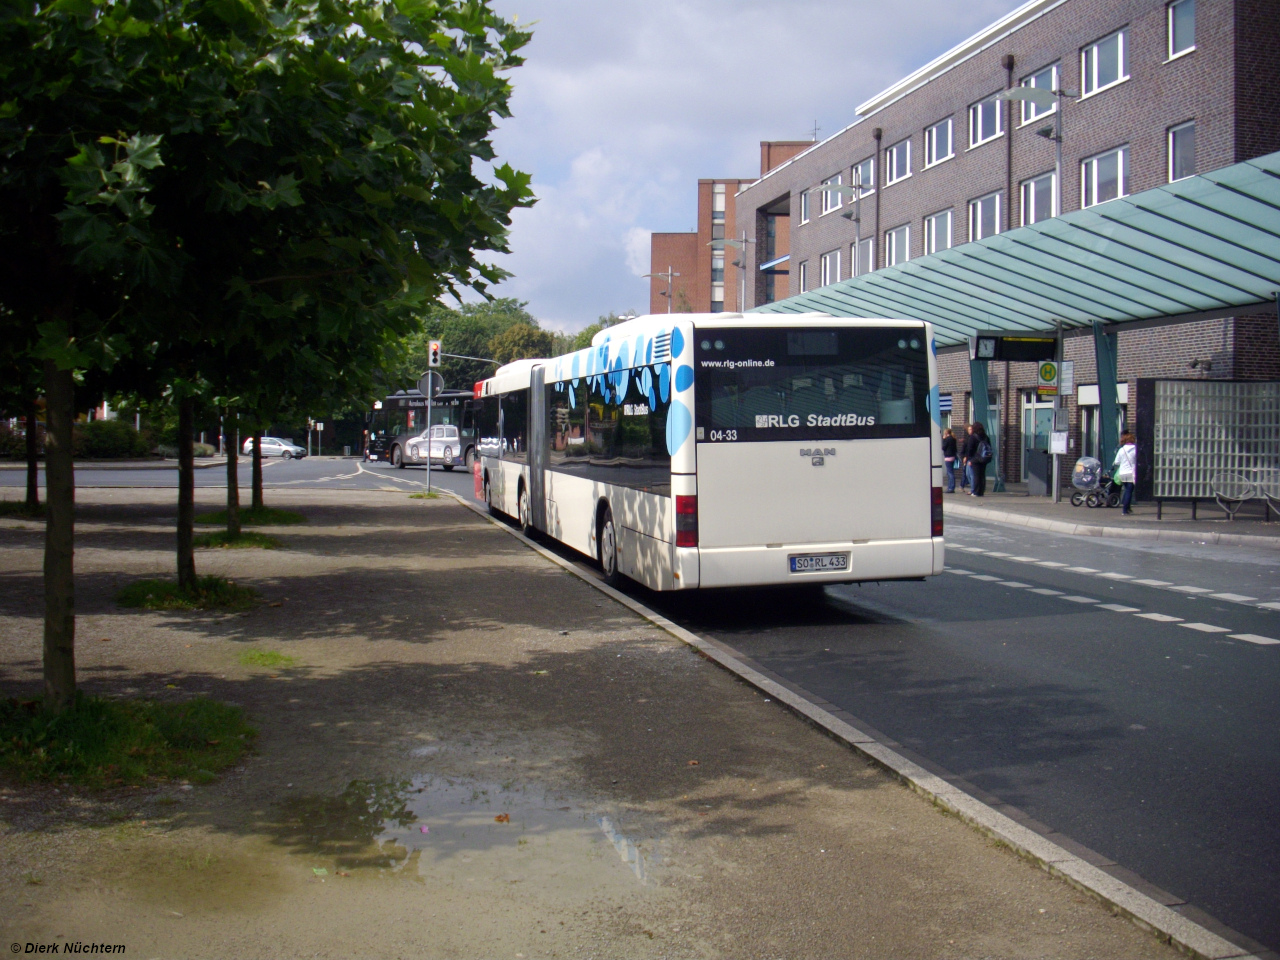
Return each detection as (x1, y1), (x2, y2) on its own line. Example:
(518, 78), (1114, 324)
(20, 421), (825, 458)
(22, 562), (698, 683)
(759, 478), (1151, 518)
(1113, 431), (1138, 515)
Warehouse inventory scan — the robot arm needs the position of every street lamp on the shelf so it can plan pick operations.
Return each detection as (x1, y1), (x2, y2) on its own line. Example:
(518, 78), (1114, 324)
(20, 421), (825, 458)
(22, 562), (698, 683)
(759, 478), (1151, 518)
(642, 266), (681, 314)
(994, 84), (1078, 219)
(819, 166), (874, 275)
(707, 232), (755, 313)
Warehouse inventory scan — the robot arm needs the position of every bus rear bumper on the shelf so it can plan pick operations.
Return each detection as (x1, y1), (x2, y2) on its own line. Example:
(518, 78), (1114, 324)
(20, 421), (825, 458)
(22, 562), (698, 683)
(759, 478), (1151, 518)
(698, 538), (939, 589)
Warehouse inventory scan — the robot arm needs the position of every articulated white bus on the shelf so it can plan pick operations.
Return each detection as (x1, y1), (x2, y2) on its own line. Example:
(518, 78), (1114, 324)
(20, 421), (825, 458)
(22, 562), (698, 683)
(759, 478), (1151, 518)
(475, 313), (944, 591)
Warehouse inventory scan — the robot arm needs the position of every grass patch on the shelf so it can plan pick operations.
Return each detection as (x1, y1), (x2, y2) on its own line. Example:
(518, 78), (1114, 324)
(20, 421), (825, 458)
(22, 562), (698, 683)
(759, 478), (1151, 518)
(237, 649), (297, 669)
(193, 530), (283, 550)
(408, 491), (441, 500)
(0, 500), (44, 519)
(117, 576), (258, 611)
(0, 695), (256, 788)
(195, 506), (306, 526)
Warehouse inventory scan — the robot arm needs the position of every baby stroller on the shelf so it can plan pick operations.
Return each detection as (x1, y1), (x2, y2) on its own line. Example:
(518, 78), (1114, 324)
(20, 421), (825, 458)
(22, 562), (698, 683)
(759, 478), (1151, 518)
(1070, 457), (1121, 507)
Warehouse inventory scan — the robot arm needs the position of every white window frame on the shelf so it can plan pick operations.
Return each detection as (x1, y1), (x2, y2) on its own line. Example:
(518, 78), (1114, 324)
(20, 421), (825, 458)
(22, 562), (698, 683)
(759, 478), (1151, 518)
(885, 225), (910, 266)
(968, 95), (1003, 148)
(798, 190), (809, 224)
(853, 157), (875, 196)
(1081, 146), (1130, 207)
(798, 260), (808, 292)
(820, 249), (840, 286)
(968, 192), (1002, 241)
(852, 237), (874, 276)
(1168, 0), (1195, 60)
(820, 174), (843, 215)
(1168, 121), (1195, 181)
(710, 282), (725, 307)
(885, 139), (911, 185)
(1080, 29), (1129, 99)
(1020, 172), (1056, 225)
(1020, 64), (1059, 125)
(924, 118), (954, 167)
(924, 209), (952, 255)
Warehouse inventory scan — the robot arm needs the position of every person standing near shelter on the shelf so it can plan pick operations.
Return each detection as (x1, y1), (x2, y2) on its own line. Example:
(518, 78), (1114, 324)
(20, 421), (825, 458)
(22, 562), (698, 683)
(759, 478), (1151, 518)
(1113, 431), (1138, 515)
(942, 428), (958, 493)
(963, 422), (992, 497)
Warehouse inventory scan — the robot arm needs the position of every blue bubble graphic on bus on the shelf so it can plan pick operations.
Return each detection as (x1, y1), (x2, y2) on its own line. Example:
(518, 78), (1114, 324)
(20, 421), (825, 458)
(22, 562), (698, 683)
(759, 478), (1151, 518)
(928, 385), (942, 425)
(670, 328), (684, 358)
(658, 364), (670, 402)
(675, 364), (693, 393)
(666, 399), (691, 454)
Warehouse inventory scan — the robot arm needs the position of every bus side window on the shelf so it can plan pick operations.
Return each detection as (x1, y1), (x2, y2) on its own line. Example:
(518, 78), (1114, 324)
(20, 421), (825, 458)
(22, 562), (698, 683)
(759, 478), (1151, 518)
(476, 395), (501, 458)
(501, 389), (529, 462)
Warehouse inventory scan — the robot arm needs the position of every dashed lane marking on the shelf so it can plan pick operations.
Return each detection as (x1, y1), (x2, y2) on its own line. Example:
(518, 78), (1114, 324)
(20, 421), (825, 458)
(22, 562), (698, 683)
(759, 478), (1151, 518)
(945, 568), (974, 575)
(1099, 604), (1141, 613)
(1064, 566), (1099, 573)
(1210, 593), (1257, 602)
(1010, 556), (1040, 562)
(1029, 588), (1064, 596)
(1179, 622), (1232, 633)
(1230, 634), (1280, 646)
(1036, 561), (1068, 568)
(1257, 602), (1280, 611)
(1170, 585), (1213, 594)
(970, 574), (1003, 581)
(984, 551), (1013, 557)
(1001, 582), (1032, 588)
(1131, 579), (1173, 587)
(1062, 596), (1100, 603)
(1100, 572), (1134, 580)
(1136, 613), (1183, 623)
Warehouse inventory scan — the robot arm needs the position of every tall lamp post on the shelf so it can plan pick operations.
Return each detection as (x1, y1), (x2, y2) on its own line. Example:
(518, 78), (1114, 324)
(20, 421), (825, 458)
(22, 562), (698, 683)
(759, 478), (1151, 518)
(642, 266), (680, 313)
(817, 167), (874, 277)
(707, 232), (755, 313)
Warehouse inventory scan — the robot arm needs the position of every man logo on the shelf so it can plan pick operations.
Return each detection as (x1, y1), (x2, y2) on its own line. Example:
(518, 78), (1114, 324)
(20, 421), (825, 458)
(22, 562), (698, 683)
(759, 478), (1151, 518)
(811, 456), (825, 467)
(799, 448), (836, 457)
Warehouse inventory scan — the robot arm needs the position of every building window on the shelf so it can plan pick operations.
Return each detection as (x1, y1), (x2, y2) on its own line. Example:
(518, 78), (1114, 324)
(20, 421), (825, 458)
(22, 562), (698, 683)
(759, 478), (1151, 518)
(798, 260), (808, 292)
(711, 282), (725, 311)
(711, 183), (726, 223)
(969, 192), (1001, 240)
(924, 118), (953, 166)
(820, 249), (840, 286)
(820, 174), (843, 215)
(1169, 122), (1195, 180)
(924, 210), (952, 254)
(1021, 172), (1056, 224)
(798, 191), (809, 224)
(1168, 0), (1194, 58)
(1081, 146), (1129, 207)
(853, 237), (874, 276)
(853, 156), (875, 195)
(968, 95), (1003, 147)
(1020, 64), (1059, 124)
(1081, 29), (1128, 97)
(885, 225), (910, 266)
(711, 253), (725, 283)
(885, 139), (911, 184)
(711, 223), (724, 240)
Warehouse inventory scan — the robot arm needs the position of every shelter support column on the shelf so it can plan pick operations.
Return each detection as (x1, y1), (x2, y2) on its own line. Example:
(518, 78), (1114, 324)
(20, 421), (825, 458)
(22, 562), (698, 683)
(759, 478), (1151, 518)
(1093, 321), (1119, 472)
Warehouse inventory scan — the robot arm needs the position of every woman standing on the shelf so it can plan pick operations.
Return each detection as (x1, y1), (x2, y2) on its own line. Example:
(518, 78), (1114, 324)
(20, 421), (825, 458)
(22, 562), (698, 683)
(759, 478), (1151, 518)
(962, 422), (991, 497)
(1113, 431), (1138, 515)
(942, 428), (958, 492)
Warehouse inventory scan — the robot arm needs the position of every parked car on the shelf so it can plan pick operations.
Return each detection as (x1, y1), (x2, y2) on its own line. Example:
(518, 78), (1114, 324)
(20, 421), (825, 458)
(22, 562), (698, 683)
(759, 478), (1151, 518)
(242, 436), (306, 459)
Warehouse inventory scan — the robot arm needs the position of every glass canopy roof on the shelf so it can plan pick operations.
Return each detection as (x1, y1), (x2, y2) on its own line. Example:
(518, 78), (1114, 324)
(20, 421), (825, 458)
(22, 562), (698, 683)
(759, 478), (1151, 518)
(752, 151), (1280, 347)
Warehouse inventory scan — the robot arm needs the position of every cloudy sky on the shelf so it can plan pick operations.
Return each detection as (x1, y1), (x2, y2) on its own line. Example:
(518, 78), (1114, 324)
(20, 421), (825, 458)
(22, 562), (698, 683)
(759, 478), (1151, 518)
(479, 0), (1016, 333)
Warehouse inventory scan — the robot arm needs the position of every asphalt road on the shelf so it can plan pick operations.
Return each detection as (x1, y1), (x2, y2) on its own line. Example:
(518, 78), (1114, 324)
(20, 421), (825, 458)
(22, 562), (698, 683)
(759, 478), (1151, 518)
(9, 459), (1279, 950)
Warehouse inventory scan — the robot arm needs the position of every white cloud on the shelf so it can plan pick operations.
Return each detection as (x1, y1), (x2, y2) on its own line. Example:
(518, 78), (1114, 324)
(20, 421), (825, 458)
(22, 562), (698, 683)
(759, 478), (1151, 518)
(482, 0), (1017, 332)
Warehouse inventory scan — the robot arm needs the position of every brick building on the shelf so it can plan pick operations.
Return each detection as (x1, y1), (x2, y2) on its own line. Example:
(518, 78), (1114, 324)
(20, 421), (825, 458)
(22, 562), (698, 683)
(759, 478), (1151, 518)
(728, 0), (1280, 488)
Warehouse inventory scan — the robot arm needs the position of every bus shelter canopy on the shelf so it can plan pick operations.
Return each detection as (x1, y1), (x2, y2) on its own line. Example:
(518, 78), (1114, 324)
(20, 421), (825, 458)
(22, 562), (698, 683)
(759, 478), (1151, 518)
(752, 150), (1280, 347)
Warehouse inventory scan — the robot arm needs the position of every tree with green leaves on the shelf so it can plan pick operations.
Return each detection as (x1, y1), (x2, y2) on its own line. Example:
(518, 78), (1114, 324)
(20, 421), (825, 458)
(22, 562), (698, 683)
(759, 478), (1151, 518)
(0, 0), (533, 711)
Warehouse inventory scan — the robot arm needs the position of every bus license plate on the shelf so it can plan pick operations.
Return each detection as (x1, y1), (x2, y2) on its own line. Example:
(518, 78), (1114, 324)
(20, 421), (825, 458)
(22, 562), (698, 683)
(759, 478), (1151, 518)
(789, 553), (849, 573)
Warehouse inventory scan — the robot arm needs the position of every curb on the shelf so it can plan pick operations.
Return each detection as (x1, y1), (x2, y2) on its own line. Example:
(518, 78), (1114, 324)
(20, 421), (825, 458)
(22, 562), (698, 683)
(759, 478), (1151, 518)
(447, 489), (1260, 960)
(945, 500), (1280, 551)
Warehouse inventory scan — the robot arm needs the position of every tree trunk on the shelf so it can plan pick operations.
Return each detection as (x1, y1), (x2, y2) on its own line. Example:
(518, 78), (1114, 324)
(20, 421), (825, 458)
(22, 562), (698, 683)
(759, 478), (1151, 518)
(251, 427), (264, 511)
(177, 397), (197, 590)
(42, 360), (75, 711)
(25, 399), (40, 512)
(226, 415), (240, 538)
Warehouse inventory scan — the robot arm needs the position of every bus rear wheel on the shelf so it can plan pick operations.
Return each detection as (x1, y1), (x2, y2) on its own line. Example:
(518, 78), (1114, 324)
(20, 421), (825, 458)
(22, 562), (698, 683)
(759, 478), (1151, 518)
(464, 447), (476, 469)
(598, 505), (620, 586)
(485, 477), (498, 517)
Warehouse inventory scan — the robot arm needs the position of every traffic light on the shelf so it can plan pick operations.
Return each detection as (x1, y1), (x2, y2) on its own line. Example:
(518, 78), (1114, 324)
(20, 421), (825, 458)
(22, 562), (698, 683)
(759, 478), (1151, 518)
(428, 340), (442, 367)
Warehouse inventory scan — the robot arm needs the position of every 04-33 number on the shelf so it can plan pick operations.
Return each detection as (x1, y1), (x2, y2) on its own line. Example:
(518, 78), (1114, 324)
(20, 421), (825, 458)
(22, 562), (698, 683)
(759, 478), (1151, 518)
(708, 429), (738, 442)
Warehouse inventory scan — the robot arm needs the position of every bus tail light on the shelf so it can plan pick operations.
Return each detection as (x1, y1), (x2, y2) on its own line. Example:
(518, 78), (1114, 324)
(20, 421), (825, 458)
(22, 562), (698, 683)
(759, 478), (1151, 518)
(675, 495), (698, 548)
(931, 486), (944, 537)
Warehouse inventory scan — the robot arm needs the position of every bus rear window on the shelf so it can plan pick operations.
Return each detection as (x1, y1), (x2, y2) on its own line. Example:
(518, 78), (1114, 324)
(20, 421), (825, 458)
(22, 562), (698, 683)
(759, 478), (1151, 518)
(694, 326), (930, 442)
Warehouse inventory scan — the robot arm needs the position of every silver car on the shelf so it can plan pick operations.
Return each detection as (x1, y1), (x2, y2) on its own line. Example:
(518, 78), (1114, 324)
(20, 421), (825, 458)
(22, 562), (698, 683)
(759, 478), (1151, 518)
(242, 436), (306, 459)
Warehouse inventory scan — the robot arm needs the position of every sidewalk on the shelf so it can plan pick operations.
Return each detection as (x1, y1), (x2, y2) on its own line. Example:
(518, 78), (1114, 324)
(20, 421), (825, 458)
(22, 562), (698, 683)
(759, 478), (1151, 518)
(0, 457), (225, 471)
(0, 487), (1183, 959)
(945, 487), (1280, 549)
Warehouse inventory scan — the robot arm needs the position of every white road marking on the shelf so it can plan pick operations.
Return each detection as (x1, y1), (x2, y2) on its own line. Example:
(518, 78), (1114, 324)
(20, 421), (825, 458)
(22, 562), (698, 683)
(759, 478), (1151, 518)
(1029, 588), (1064, 596)
(1136, 613), (1183, 623)
(1061, 596), (1100, 603)
(1209, 593), (1257, 602)
(1001, 582), (1032, 588)
(945, 568), (975, 575)
(953, 546), (983, 552)
(1179, 622), (1231, 633)
(1099, 572), (1134, 580)
(984, 551), (1013, 558)
(1036, 561), (1068, 568)
(970, 574), (1002, 581)
(1064, 566), (1100, 574)
(1010, 556), (1040, 562)
(1131, 579), (1173, 587)
(1099, 604), (1141, 613)
(1257, 602), (1280, 611)
(1170, 585), (1213, 594)
(1229, 634), (1280, 646)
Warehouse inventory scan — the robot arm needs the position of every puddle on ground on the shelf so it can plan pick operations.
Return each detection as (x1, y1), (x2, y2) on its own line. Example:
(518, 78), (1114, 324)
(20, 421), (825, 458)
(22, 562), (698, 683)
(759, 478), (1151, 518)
(275, 776), (660, 887)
